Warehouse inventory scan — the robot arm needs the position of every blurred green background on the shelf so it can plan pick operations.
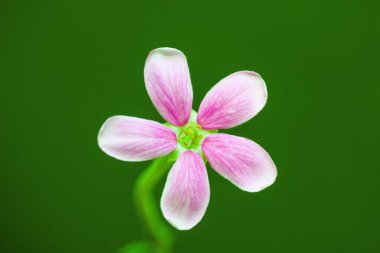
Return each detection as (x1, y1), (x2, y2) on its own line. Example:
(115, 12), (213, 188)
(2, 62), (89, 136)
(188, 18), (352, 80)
(1, 0), (379, 252)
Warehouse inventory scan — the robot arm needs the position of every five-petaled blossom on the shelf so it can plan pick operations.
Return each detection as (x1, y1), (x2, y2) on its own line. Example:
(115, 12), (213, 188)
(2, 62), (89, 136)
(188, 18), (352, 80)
(98, 48), (277, 230)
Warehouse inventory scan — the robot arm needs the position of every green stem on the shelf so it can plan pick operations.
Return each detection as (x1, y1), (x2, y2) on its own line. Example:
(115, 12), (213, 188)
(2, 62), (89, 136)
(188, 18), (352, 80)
(133, 156), (174, 253)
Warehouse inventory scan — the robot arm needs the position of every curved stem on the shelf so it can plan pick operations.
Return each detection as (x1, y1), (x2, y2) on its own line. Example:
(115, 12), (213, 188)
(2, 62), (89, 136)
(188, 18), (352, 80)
(133, 156), (174, 253)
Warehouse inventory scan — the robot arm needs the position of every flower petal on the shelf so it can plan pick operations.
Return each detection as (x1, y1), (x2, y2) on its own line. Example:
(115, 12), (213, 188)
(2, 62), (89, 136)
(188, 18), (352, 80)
(161, 150), (210, 230)
(98, 116), (177, 162)
(144, 48), (193, 126)
(202, 133), (277, 192)
(197, 71), (267, 129)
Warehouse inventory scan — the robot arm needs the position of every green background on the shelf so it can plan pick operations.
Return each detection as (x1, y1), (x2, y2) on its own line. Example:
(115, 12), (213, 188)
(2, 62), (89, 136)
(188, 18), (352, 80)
(1, 0), (379, 252)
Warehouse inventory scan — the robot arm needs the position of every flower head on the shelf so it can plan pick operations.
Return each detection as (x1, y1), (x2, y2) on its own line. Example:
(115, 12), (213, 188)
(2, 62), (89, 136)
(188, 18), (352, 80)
(98, 48), (277, 230)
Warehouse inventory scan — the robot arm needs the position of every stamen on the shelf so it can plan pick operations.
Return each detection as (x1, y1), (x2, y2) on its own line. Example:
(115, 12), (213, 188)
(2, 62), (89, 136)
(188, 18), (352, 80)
(178, 122), (204, 149)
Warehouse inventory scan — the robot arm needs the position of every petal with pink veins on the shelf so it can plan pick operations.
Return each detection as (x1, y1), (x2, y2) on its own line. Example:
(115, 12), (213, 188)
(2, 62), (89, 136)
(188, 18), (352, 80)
(161, 150), (210, 230)
(202, 133), (277, 192)
(98, 116), (177, 162)
(144, 48), (193, 126)
(197, 71), (267, 129)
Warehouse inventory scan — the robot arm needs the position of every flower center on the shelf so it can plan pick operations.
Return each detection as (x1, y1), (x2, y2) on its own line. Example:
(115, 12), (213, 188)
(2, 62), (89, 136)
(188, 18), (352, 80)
(178, 123), (203, 149)
(164, 110), (217, 162)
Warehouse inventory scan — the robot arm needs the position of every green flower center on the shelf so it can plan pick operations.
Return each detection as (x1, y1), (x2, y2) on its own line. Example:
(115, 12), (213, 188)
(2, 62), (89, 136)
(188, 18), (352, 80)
(178, 123), (204, 149)
(164, 110), (217, 162)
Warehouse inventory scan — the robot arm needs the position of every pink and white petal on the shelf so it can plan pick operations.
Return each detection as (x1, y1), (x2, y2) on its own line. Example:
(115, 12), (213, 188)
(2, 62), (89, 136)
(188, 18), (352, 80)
(98, 116), (177, 162)
(197, 71), (267, 130)
(161, 150), (210, 230)
(144, 48), (193, 126)
(202, 133), (277, 192)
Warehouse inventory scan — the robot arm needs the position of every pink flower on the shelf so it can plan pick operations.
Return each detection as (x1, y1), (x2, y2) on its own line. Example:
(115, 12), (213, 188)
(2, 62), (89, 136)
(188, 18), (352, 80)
(98, 48), (277, 230)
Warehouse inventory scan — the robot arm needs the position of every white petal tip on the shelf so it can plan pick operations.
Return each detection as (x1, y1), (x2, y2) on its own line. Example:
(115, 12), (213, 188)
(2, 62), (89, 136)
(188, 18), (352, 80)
(149, 47), (184, 57)
(239, 171), (277, 192)
(161, 212), (199, 230)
